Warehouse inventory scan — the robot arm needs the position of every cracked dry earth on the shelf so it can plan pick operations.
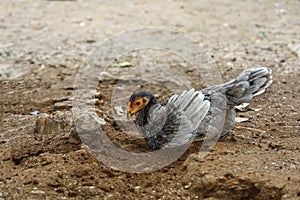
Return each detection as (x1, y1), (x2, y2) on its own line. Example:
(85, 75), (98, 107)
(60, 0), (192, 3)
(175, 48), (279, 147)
(0, 0), (300, 200)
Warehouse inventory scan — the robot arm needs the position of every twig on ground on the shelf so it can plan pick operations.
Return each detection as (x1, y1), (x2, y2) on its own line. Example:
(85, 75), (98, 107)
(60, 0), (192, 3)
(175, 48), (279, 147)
(235, 126), (266, 133)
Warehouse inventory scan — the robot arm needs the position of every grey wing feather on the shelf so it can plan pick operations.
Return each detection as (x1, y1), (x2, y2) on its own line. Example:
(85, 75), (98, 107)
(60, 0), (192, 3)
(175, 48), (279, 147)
(140, 105), (167, 138)
(161, 89), (210, 148)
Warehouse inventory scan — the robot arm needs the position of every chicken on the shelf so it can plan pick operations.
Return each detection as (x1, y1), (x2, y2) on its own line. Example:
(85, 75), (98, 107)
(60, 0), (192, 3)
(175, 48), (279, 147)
(127, 67), (272, 149)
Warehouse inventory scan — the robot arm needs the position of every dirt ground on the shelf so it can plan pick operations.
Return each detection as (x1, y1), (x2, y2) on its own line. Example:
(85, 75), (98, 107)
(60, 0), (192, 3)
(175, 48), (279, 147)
(1, 0), (300, 199)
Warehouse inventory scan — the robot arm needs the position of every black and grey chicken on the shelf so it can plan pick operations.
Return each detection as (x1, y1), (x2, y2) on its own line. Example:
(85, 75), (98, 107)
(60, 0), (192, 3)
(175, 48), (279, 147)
(127, 67), (272, 149)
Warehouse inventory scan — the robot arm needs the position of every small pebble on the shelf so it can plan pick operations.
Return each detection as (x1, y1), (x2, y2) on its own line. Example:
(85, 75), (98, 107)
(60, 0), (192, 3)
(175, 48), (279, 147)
(30, 110), (40, 116)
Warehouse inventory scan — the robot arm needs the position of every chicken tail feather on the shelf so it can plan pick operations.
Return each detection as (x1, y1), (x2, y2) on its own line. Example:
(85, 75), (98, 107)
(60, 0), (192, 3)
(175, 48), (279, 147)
(225, 67), (272, 105)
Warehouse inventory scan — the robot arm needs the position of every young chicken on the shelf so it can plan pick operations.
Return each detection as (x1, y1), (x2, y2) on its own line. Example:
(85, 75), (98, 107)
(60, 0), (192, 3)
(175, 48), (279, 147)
(127, 67), (272, 149)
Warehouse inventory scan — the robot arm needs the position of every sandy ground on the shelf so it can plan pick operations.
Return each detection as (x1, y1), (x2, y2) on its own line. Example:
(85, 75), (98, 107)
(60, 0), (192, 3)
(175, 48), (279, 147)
(0, 0), (300, 199)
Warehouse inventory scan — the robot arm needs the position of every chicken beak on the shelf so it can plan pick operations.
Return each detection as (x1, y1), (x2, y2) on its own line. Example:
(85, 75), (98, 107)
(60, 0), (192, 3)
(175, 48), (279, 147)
(127, 112), (133, 119)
